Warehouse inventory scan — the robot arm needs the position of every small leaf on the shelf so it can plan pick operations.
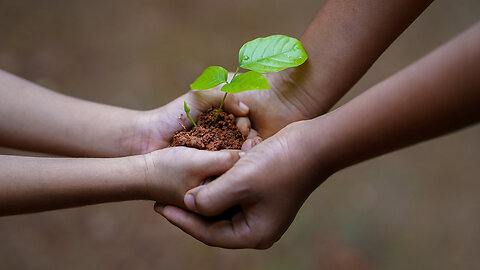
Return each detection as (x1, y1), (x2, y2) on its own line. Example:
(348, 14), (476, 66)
(221, 71), (270, 94)
(183, 101), (190, 114)
(239, 35), (308, 73)
(190, 66), (228, 90)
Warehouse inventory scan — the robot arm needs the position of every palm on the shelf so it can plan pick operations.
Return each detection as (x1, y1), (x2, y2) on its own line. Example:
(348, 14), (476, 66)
(124, 89), (249, 155)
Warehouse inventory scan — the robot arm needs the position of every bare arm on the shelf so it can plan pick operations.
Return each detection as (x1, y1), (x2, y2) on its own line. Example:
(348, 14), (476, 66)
(0, 147), (240, 216)
(0, 70), (139, 157)
(0, 154), (144, 215)
(312, 20), (480, 173)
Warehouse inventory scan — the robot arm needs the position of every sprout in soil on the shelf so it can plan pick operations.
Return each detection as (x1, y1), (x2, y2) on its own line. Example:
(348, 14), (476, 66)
(187, 34), (308, 126)
(183, 101), (197, 127)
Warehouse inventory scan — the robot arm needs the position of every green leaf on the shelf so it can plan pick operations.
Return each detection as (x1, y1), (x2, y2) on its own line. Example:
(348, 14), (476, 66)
(221, 71), (270, 94)
(239, 35), (308, 73)
(190, 66), (228, 90)
(183, 101), (190, 114)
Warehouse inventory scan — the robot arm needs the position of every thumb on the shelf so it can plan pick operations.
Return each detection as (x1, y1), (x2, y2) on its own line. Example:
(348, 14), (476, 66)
(184, 172), (246, 217)
(223, 94), (249, 117)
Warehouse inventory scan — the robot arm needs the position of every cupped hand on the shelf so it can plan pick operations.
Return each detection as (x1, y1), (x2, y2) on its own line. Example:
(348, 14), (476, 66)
(142, 147), (242, 208)
(154, 120), (331, 249)
(232, 71), (320, 139)
(120, 89), (252, 155)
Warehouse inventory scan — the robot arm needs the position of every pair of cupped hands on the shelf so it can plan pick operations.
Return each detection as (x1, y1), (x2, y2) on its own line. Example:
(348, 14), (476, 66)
(127, 74), (325, 249)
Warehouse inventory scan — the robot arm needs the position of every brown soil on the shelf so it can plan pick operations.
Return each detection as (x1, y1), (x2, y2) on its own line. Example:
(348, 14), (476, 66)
(170, 108), (245, 151)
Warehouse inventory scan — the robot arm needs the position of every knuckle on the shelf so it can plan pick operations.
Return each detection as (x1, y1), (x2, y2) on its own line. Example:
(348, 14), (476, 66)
(232, 180), (253, 199)
(195, 190), (215, 215)
(219, 151), (236, 167)
(249, 227), (279, 250)
(255, 235), (277, 250)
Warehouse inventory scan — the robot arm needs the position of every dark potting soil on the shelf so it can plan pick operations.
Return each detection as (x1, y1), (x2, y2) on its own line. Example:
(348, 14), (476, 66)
(170, 108), (245, 151)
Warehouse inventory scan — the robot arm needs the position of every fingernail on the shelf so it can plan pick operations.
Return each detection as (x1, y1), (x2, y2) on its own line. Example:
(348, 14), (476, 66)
(154, 204), (164, 214)
(239, 151), (246, 157)
(184, 194), (196, 211)
(239, 102), (249, 113)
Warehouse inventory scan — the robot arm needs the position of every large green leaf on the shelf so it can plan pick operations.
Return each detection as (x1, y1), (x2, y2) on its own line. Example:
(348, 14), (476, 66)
(221, 71), (270, 94)
(239, 35), (308, 73)
(190, 66), (228, 90)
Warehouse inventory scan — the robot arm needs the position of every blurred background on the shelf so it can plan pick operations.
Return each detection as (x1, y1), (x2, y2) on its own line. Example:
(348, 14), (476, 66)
(0, 0), (479, 269)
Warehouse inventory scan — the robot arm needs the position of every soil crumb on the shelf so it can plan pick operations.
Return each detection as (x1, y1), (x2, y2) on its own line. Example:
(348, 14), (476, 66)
(170, 108), (245, 151)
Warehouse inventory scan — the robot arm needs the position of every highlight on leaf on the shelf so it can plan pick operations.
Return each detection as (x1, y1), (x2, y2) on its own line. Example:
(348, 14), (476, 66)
(239, 35), (308, 73)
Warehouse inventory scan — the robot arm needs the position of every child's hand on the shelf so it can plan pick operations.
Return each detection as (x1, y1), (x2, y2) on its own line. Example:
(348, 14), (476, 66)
(121, 89), (253, 155)
(141, 147), (242, 208)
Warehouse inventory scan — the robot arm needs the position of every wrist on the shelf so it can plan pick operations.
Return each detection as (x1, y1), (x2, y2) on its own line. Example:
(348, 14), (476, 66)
(287, 118), (341, 186)
(119, 154), (151, 200)
(305, 113), (353, 176)
(270, 66), (334, 120)
(78, 104), (142, 157)
(116, 109), (155, 156)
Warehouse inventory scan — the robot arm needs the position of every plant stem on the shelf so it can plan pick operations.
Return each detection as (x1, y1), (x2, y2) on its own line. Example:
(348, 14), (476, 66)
(232, 66), (240, 78)
(213, 67), (240, 126)
(213, 92), (228, 125)
(187, 114), (197, 127)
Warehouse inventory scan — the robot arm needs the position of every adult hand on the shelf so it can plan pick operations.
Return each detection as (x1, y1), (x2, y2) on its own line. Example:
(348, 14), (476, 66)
(231, 72), (319, 139)
(154, 120), (331, 249)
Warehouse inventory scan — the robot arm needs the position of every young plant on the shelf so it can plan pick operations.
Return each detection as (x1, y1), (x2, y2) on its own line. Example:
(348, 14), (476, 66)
(183, 101), (197, 127)
(190, 35), (308, 124)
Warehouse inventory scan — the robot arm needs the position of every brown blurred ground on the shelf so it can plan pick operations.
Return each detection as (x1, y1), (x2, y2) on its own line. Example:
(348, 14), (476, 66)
(0, 1), (479, 269)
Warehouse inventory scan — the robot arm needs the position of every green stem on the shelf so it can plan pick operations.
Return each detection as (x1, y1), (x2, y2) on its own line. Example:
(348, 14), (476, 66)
(187, 114), (197, 127)
(213, 92), (228, 125)
(212, 67), (240, 126)
(232, 66), (240, 79)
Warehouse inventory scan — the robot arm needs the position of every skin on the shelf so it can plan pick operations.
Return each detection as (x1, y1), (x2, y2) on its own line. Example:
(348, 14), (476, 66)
(1, 0), (432, 157)
(234, 0), (433, 138)
(0, 69), (251, 157)
(156, 21), (480, 249)
(0, 70), (257, 215)
(0, 147), (241, 216)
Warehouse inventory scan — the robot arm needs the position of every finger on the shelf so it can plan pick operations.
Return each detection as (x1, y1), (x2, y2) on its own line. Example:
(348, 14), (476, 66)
(201, 177), (214, 185)
(184, 171), (248, 217)
(247, 128), (258, 139)
(235, 117), (251, 137)
(158, 205), (254, 248)
(223, 94), (249, 116)
(241, 136), (263, 152)
(153, 202), (164, 214)
(191, 149), (241, 176)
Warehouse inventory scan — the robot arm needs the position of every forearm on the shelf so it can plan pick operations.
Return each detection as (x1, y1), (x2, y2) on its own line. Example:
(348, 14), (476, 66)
(274, 0), (433, 117)
(0, 155), (146, 215)
(309, 22), (480, 174)
(0, 70), (140, 157)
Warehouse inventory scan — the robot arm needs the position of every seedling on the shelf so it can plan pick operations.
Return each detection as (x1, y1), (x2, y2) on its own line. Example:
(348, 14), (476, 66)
(189, 35), (308, 125)
(183, 101), (197, 127)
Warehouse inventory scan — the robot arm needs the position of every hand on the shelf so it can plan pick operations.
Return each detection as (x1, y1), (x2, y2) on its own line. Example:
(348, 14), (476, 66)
(120, 89), (251, 155)
(232, 71), (324, 138)
(154, 120), (331, 249)
(142, 147), (242, 208)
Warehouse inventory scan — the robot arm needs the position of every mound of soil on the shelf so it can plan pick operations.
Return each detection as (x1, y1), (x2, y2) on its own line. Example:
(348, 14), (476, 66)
(170, 108), (245, 151)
